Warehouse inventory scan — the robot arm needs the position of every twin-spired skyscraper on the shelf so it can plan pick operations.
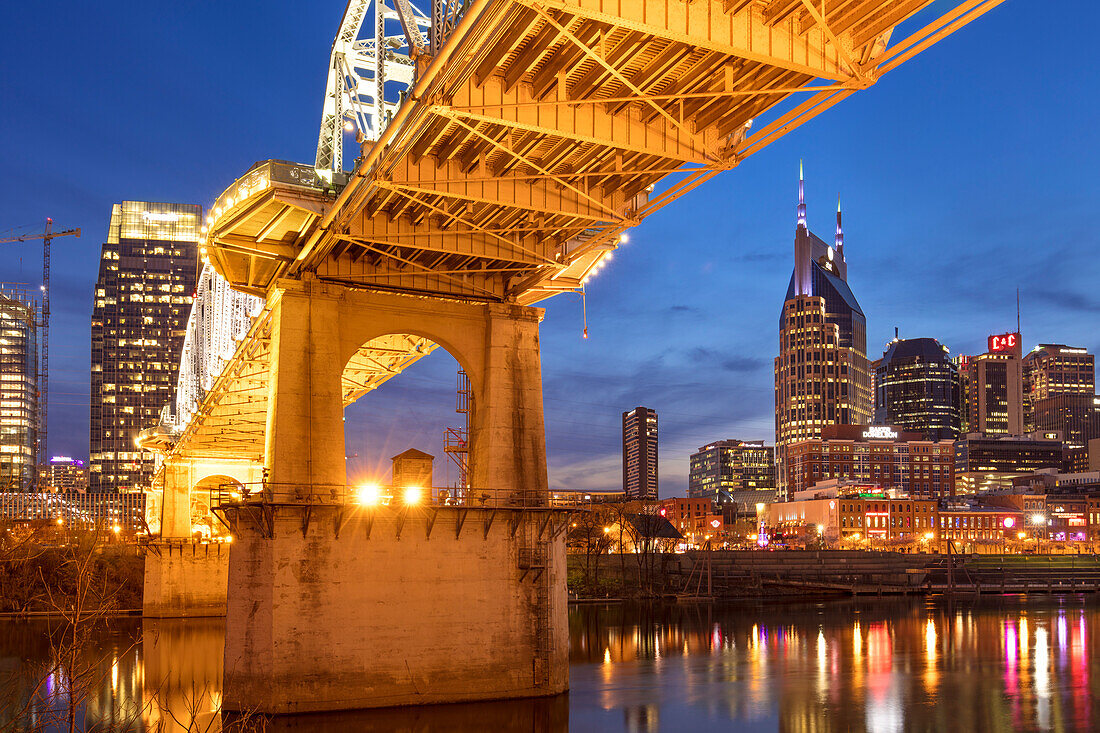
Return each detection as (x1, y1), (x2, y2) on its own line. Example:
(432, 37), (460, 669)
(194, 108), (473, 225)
(775, 167), (872, 494)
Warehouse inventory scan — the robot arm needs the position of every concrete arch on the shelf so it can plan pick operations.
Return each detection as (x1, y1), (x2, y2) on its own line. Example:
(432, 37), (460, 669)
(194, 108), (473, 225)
(158, 458), (265, 539)
(341, 332), (475, 409)
(263, 281), (548, 502)
(334, 291), (487, 403)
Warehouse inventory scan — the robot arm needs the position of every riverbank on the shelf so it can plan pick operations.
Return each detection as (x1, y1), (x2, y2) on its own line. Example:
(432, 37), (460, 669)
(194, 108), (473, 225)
(0, 544), (144, 614)
(568, 550), (1100, 599)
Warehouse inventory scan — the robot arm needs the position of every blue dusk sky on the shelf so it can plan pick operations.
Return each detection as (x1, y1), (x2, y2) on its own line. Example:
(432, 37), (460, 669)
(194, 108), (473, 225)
(1, 2), (1097, 495)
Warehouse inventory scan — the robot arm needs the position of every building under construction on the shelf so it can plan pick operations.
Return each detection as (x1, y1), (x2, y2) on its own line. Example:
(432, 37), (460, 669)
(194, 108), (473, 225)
(0, 285), (39, 491)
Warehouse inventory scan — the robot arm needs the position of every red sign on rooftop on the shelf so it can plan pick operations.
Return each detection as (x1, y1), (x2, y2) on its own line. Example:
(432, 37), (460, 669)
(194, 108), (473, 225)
(988, 332), (1020, 353)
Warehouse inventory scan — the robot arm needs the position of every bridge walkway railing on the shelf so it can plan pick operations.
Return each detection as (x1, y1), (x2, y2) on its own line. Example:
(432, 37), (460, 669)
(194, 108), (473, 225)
(211, 482), (555, 511)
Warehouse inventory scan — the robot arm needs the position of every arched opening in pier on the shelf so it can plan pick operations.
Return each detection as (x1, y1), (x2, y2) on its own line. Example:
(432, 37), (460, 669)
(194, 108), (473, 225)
(341, 333), (473, 498)
(191, 473), (242, 539)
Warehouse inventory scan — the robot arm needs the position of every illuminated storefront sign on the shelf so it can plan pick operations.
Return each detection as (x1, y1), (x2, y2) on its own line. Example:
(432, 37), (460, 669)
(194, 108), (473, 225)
(988, 332), (1020, 352)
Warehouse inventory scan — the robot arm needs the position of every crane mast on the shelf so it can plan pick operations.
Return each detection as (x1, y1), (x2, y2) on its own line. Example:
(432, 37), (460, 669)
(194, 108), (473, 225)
(0, 219), (80, 490)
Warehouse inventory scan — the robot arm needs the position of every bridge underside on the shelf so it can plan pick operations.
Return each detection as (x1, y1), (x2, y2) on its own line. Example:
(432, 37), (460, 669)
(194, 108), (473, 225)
(204, 0), (1003, 306)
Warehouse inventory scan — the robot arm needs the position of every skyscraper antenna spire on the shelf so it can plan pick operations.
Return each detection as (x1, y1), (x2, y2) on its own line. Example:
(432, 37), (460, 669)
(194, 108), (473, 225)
(835, 193), (844, 257)
(1016, 287), (1021, 334)
(797, 160), (807, 229)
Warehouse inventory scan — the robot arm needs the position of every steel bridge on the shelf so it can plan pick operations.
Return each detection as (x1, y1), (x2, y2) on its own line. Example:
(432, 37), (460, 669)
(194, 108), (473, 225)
(140, 0), (1005, 713)
(150, 0), (1003, 466)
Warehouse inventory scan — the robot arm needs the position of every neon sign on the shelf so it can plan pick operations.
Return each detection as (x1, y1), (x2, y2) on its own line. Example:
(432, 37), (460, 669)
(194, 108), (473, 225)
(988, 332), (1020, 352)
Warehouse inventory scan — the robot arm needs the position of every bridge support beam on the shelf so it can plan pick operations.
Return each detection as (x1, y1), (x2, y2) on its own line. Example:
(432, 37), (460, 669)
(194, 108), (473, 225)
(221, 281), (565, 712)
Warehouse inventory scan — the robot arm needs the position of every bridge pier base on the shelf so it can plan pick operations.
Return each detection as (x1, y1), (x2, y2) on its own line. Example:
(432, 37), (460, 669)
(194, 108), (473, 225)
(143, 541), (230, 618)
(220, 504), (568, 714)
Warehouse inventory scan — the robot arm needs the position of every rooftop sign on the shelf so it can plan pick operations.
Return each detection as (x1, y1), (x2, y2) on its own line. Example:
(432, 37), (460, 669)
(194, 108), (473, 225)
(988, 332), (1020, 353)
(862, 426), (898, 440)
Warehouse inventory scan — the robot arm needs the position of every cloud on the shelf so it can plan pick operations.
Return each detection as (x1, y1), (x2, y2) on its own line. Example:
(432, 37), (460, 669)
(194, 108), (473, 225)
(1029, 288), (1100, 314)
(687, 347), (765, 373)
(736, 252), (785, 263)
(549, 454), (621, 491)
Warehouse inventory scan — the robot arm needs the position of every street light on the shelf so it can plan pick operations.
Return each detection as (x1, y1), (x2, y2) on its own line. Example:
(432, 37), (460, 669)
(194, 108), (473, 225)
(402, 486), (423, 505)
(356, 483), (382, 506)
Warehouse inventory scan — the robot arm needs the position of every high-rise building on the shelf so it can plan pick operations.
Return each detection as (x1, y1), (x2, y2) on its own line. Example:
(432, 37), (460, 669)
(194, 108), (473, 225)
(874, 337), (961, 441)
(775, 166), (871, 494)
(0, 286), (39, 491)
(90, 202), (200, 493)
(622, 406), (658, 501)
(1024, 344), (1095, 408)
(962, 332), (1024, 436)
(1032, 394), (1100, 471)
(688, 439), (775, 501)
(1023, 344), (1096, 463)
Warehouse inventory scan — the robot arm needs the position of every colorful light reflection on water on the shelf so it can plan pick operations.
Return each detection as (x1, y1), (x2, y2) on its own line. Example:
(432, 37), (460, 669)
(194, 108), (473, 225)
(2, 596), (1100, 731)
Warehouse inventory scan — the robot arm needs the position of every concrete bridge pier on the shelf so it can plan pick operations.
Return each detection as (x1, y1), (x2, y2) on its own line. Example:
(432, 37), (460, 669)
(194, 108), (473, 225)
(220, 282), (569, 713)
(143, 457), (262, 618)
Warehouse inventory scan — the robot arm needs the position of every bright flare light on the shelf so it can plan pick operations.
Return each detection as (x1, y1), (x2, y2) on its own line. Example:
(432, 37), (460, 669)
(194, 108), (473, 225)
(403, 486), (423, 505)
(111, 525), (121, 535)
(357, 483), (382, 506)
(1030, 513), (1047, 526)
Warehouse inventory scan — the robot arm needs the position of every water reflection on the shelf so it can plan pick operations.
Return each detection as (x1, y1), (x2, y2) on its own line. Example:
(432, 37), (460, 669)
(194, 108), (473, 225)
(569, 596), (1100, 732)
(2, 596), (1100, 731)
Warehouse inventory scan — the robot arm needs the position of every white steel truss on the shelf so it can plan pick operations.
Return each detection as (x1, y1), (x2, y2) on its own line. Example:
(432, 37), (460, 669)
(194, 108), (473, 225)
(172, 262), (264, 432)
(315, 0), (436, 172)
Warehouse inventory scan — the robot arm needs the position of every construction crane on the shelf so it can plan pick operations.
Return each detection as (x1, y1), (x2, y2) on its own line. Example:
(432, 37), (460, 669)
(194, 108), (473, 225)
(0, 219), (81, 489)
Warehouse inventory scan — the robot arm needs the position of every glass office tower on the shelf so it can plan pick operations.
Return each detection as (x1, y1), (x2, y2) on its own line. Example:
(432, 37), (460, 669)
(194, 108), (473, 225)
(90, 202), (200, 492)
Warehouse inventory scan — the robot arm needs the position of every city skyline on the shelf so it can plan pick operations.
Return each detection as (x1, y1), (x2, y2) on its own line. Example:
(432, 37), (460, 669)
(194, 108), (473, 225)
(2, 2), (1099, 495)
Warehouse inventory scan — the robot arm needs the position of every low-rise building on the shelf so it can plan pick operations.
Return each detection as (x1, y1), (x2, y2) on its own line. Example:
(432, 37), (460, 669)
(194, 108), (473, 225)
(786, 424), (955, 498)
(937, 505), (1025, 549)
(688, 440), (775, 501)
(954, 432), (1065, 493)
(549, 489), (626, 507)
(659, 497), (723, 546)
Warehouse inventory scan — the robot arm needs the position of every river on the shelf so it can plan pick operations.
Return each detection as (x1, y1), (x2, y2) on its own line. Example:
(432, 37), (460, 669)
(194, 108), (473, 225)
(1, 595), (1096, 731)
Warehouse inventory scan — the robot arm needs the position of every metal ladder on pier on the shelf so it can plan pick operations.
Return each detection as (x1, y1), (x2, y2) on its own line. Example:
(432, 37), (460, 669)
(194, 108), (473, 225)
(519, 532), (552, 687)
